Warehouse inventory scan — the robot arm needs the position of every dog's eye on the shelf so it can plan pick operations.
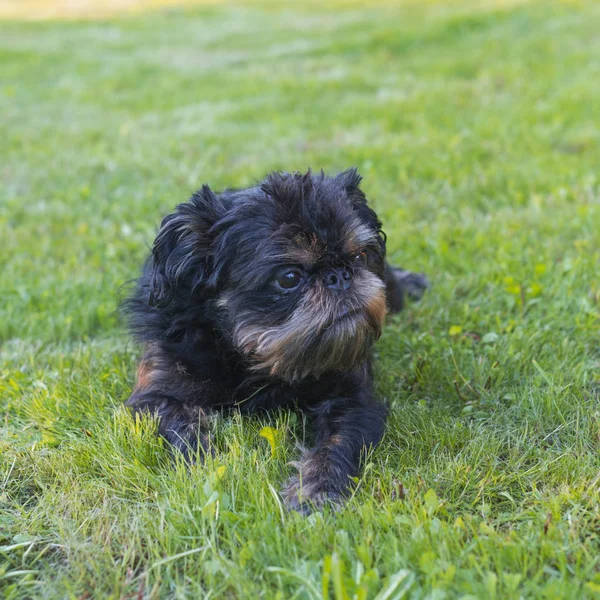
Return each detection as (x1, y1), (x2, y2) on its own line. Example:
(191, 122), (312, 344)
(354, 251), (368, 266)
(275, 269), (304, 290)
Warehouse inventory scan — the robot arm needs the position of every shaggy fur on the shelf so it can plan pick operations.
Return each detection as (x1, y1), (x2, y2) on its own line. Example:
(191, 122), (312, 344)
(124, 169), (427, 513)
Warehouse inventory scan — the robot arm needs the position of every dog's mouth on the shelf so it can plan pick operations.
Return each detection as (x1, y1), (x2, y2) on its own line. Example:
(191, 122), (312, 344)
(336, 306), (359, 320)
(325, 308), (364, 329)
(330, 307), (360, 324)
(318, 307), (365, 336)
(326, 302), (385, 333)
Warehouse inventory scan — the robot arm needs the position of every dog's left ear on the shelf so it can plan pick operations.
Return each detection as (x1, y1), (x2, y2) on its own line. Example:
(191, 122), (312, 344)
(149, 185), (225, 307)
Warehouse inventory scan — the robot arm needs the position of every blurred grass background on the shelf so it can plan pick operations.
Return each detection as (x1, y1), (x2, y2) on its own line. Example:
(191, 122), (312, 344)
(1, 0), (599, 598)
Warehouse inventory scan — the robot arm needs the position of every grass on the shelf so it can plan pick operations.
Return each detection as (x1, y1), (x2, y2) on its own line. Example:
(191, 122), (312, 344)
(1, 0), (599, 597)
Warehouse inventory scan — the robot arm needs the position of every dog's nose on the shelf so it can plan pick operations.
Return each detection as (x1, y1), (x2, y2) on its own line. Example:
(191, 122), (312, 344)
(325, 268), (352, 291)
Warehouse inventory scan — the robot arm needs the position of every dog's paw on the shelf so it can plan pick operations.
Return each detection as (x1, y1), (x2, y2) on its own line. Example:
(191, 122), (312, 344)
(393, 268), (429, 301)
(168, 425), (214, 465)
(281, 475), (344, 515)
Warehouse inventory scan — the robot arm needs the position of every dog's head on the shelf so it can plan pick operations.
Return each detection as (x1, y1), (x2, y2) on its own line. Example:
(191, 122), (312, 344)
(149, 169), (387, 381)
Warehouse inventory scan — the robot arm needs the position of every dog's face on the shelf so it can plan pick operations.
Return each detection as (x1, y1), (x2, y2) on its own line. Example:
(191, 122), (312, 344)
(149, 169), (388, 381)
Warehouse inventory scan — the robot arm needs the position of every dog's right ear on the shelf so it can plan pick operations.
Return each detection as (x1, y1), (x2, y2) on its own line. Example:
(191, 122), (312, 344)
(149, 185), (225, 307)
(334, 167), (363, 192)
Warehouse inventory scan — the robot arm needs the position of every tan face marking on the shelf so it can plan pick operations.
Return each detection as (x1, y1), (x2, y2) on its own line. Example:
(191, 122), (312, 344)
(233, 270), (387, 381)
(284, 233), (326, 265)
(352, 270), (387, 328)
(342, 221), (379, 256)
(367, 294), (387, 327)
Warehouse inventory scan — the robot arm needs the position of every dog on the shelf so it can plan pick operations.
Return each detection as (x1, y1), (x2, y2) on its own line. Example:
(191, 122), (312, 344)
(124, 169), (428, 513)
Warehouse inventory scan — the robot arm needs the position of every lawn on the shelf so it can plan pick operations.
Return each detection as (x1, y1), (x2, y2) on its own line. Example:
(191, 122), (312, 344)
(1, 0), (599, 597)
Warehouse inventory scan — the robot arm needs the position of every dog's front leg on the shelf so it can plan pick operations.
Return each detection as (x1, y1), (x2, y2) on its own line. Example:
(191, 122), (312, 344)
(125, 345), (218, 462)
(127, 391), (215, 462)
(282, 388), (387, 513)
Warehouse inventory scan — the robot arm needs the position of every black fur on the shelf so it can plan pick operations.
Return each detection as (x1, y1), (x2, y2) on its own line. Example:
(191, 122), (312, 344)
(124, 169), (428, 512)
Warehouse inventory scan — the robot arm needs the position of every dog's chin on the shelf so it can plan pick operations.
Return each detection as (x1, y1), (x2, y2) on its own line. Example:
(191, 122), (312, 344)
(234, 307), (384, 382)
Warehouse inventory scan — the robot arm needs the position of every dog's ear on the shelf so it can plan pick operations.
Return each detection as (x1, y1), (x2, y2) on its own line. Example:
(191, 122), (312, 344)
(334, 168), (363, 192)
(336, 167), (387, 256)
(149, 185), (225, 307)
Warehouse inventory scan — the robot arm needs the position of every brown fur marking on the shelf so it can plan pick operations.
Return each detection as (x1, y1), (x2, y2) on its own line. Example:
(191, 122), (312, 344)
(365, 290), (387, 328)
(134, 359), (155, 392)
(285, 233), (326, 265)
(342, 221), (378, 256)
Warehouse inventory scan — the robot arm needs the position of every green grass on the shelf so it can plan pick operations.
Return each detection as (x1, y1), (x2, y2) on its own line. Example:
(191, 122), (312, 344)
(1, 0), (600, 597)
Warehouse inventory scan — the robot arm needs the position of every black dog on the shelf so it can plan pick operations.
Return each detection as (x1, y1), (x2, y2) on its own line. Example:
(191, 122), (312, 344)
(124, 169), (427, 512)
